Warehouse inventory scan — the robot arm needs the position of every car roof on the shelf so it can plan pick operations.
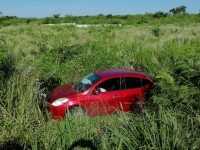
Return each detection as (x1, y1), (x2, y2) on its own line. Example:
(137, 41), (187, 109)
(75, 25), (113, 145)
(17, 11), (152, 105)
(95, 69), (148, 79)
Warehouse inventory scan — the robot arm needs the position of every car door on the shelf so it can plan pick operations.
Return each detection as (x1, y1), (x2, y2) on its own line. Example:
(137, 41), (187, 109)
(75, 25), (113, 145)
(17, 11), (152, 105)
(92, 77), (124, 115)
(96, 89), (123, 115)
(121, 77), (146, 111)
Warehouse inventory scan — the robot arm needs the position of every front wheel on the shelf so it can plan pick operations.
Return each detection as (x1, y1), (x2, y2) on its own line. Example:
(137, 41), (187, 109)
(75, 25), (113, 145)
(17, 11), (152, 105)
(69, 107), (86, 116)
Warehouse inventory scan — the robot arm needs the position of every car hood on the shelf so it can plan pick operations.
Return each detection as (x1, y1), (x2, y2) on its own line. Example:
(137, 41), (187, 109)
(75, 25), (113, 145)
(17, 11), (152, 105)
(50, 83), (77, 101)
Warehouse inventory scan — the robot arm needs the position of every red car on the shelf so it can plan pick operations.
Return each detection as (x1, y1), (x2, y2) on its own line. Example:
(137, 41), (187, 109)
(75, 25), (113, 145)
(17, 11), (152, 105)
(48, 69), (157, 120)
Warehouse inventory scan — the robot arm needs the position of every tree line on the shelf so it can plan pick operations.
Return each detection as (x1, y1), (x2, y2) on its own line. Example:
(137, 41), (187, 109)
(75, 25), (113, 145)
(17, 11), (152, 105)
(1, 5), (200, 27)
(0, 5), (191, 19)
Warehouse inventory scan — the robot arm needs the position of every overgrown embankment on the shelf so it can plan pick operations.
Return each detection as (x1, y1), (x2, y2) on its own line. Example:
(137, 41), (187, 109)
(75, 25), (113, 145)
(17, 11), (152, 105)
(0, 19), (200, 149)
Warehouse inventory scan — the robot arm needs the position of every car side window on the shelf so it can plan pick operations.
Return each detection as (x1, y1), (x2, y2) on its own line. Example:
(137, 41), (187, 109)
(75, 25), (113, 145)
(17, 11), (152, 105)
(124, 77), (142, 89)
(142, 79), (151, 86)
(98, 78), (120, 92)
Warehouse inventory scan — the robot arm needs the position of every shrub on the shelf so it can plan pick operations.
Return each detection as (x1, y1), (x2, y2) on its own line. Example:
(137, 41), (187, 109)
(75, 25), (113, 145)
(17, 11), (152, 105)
(152, 27), (161, 37)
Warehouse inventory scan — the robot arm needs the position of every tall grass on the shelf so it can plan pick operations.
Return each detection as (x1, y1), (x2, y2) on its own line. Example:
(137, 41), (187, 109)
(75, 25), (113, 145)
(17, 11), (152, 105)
(0, 21), (200, 149)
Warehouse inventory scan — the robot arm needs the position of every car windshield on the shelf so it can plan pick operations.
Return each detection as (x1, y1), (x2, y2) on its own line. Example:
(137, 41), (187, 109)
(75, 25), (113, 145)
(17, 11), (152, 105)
(73, 73), (101, 92)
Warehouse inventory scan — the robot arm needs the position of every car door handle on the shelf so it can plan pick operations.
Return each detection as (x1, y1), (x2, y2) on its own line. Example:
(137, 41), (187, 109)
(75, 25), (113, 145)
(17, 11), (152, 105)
(113, 95), (120, 98)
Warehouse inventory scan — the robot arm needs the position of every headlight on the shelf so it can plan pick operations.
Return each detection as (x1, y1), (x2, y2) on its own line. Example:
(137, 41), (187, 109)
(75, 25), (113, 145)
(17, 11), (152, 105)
(52, 98), (69, 106)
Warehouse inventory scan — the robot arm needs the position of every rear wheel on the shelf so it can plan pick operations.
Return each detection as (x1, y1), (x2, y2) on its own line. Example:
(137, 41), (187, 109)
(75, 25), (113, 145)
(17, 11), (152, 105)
(69, 106), (86, 116)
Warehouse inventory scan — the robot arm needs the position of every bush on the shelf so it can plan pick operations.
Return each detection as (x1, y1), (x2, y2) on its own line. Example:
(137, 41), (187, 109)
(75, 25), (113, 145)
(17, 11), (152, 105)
(152, 27), (161, 37)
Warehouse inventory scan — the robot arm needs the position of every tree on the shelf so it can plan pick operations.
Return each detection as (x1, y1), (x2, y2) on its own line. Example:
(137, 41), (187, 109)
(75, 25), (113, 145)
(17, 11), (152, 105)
(179, 6), (187, 14)
(106, 14), (113, 19)
(169, 8), (177, 15)
(176, 6), (187, 14)
(97, 14), (104, 17)
(97, 14), (104, 19)
(53, 13), (60, 18)
(0, 11), (2, 16)
(169, 6), (187, 15)
(153, 11), (168, 18)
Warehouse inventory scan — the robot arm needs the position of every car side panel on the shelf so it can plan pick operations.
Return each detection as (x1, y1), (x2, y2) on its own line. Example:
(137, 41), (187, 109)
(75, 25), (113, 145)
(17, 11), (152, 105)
(83, 94), (100, 116)
(122, 88), (145, 111)
(95, 90), (124, 114)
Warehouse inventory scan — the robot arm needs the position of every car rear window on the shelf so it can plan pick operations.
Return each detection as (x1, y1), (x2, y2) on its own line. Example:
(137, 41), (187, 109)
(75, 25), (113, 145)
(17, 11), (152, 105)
(124, 77), (141, 89)
(142, 79), (151, 86)
(124, 77), (150, 89)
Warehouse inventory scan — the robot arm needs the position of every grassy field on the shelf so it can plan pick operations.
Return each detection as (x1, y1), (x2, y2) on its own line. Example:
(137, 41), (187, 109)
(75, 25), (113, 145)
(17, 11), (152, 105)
(0, 16), (200, 149)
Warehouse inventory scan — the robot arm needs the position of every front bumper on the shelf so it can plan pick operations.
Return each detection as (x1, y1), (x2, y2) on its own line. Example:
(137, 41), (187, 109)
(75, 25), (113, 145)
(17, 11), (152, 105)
(48, 104), (67, 121)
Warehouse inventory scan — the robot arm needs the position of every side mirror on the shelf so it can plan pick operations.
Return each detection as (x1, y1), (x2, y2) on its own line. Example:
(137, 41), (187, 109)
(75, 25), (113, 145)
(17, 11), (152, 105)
(92, 88), (99, 95)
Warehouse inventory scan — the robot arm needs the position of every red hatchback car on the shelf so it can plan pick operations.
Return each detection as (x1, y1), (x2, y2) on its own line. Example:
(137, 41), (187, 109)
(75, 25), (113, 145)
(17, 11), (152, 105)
(48, 69), (157, 120)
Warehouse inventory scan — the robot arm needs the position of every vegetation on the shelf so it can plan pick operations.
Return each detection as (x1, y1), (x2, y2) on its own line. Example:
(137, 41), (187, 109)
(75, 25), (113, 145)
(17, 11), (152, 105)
(169, 6), (187, 15)
(0, 5), (200, 27)
(53, 13), (61, 19)
(0, 6), (200, 149)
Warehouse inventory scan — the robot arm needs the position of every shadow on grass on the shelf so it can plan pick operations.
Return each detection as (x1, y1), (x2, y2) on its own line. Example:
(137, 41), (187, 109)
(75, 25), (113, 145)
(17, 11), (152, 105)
(67, 139), (97, 150)
(37, 76), (61, 120)
(39, 75), (62, 99)
(0, 140), (46, 150)
(0, 141), (25, 150)
(0, 50), (15, 83)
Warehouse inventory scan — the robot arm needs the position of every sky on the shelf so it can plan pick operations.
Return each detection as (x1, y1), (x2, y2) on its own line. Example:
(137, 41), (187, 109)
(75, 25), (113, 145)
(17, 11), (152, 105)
(0, 0), (200, 18)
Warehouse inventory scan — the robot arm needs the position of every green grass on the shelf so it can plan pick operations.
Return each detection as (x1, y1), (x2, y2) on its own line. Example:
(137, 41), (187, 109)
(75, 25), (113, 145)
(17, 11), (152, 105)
(0, 18), (200, 149)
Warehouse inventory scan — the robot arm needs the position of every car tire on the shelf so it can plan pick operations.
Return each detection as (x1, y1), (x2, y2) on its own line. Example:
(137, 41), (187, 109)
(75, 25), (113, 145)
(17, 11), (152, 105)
(69, 106), (86, 116)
